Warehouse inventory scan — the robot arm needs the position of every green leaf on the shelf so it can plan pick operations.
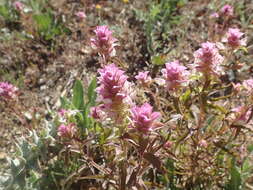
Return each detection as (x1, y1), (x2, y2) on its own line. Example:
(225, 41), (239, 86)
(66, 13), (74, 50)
(0, 5), (9, 19)
(72, 80), (84, 110)
(151, 55), (166, 65)
(87, 77), (97, 106)
(225, 159), (242, 190)
(164, 158), (179, 189)
(237, 47), (248, 53)
(33, 13), (52, 33)
(207, 103), (228, 114)
(60, 96), (71, 109)
(230, 165), (241, 190)
(242, 159), (252, 174)
(180, 89), (191, 102)
(82, 102), (91, 129)
(247, 144), (253, 153)
(150, 4), (160, 18)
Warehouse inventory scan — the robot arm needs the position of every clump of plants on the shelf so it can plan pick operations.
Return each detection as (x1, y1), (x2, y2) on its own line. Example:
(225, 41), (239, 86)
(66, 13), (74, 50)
(0, 1), (24, 30)
(0, 0), (70, 44)
(1, 2), (253, 190)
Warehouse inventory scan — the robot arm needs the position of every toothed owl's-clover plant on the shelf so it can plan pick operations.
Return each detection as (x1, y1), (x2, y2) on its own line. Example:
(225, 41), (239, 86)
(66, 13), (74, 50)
(2, 2), (253, 190)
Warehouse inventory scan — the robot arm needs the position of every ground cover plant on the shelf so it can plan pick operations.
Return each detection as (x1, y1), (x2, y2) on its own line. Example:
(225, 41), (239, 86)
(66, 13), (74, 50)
(1, 0), (253, 189)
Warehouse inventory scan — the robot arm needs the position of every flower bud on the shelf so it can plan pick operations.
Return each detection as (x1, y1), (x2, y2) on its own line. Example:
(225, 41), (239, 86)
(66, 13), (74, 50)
(13, 1), (24, 12)
(57, 124), (76, 138)
(75, 11), (86, 20)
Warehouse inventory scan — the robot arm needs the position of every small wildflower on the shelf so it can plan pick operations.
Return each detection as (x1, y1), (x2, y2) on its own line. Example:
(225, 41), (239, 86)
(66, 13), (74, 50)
(75, 11), (86, 20)
(220, 4), (233, 17)
(58, 109), (67, 117)
(97, 64), (129, 104)
(194, 42), (224, 76)
(0, 82), (18, 99)
(243, 79), (253, 92)
(90, 105), (106, 120)
(210, 12), (219, 18)
(130, 103), (162, 134)
(96, 64), (133, 120)
(95, 4), (102, 9)
(161, 60), (189, 91)
(91, 25), (118, 59)
(122, 0), (129, 3)
(164, 141), (173, 148)
(223, 28), (246, 49)
(57, 124), (76, 138)
(232, 83), (242, 94)
(135, 71), (152, 86)
(13, 1), (24, 12)
(199, 139), (208, 148)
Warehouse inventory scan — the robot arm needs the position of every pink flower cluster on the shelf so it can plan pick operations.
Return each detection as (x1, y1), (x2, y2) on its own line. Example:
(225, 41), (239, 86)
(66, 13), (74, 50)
(223, 28), (246, 48)
(97, 64), (132, 109)
(210, 4), (233, 19)
(194, 42), (224, 75)
(57, 124), (76, 138)
(135, 71), (152, 86)
(75, 11), (86, 20)
(91, 26), (118, 58)
(130, 103), (161, 134)
(243, 79), (253, 92)
(161, 60), (189, 91)
(13, 1), (24, 12)
(0, 82), (18, 99)
(220, 4), (233, 17)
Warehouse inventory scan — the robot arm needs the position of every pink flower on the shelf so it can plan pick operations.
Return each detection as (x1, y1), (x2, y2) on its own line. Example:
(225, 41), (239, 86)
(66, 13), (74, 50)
(210, 12), (219, 18)
(75, 11), (86, 20)
(164, 141), (173, 148)
(90, 104), (106, 120)
(232, 106), (252, 125)
(58, 109), (67, 117)
(194, 42), (224, 75)
(130, 103), (162, 134)
(57, 124), (76, 138)
(223, 28), (246, 48)
(243, 79), (253, 92)
(199, 139), (208, 148)
(220, 4), (233, 17)
(13, 1), (24, 11)
(135, 71), (152, 86)
(232, 83), (242, 93)
(91, 25), (118, 58)
(0, 82), (18, 99)
(97, 64), (133, 109)
(161, 60), (189, 91)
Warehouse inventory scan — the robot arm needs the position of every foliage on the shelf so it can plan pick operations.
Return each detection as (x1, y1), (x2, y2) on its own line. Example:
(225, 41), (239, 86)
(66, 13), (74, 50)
(33, 11), (70, 42)
(134, 0), (187, 58)
(0, 1), (21, 25)
(0, 0), (70, 43)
